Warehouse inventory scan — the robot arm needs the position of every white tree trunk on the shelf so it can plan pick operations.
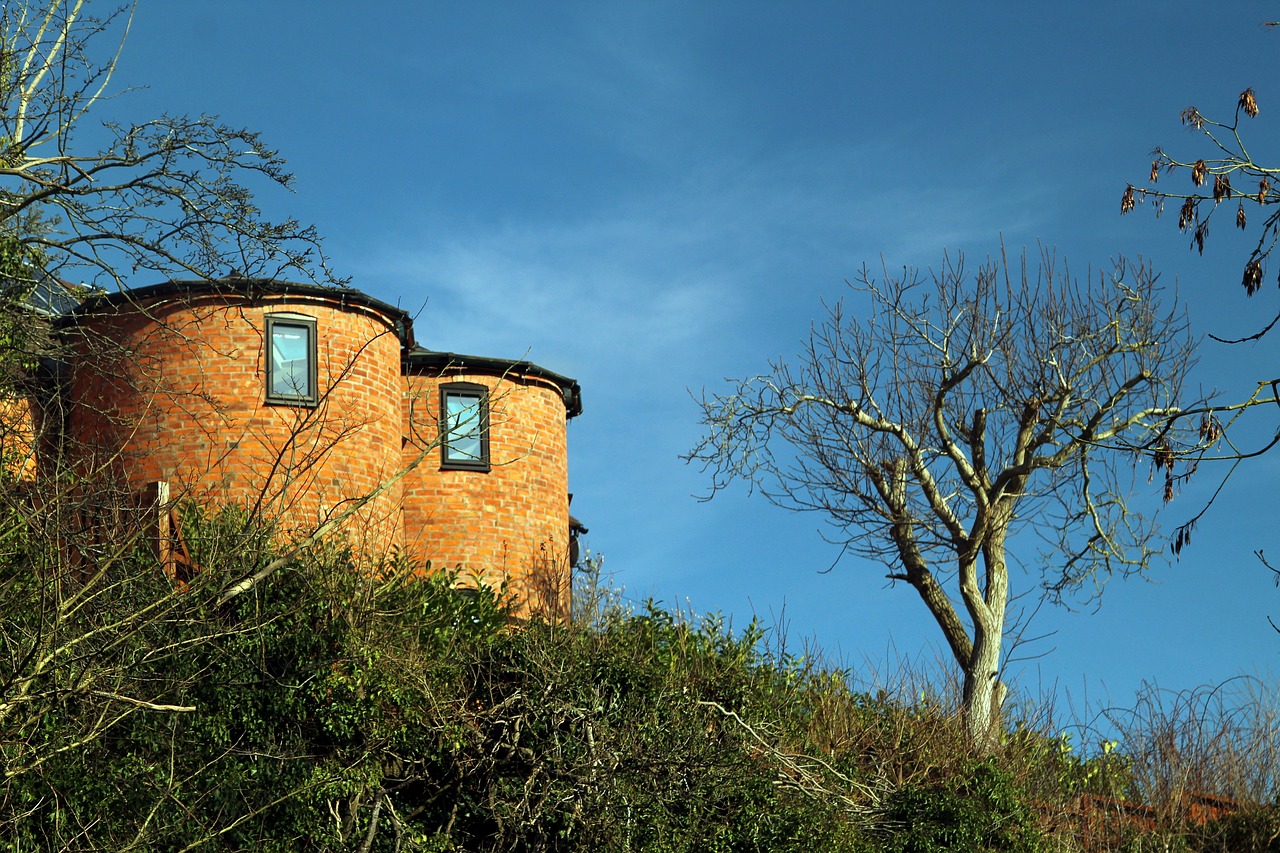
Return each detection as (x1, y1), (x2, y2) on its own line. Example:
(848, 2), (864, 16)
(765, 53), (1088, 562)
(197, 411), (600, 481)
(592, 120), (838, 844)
(962, 636), (1005, 751)
(962, 525), (1010, 751)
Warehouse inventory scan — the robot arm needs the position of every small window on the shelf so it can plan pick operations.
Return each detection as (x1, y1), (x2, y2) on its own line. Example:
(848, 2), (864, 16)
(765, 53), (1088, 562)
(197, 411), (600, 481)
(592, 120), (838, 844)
(440, 382), (490, 471)
(265, 315), (317, 405)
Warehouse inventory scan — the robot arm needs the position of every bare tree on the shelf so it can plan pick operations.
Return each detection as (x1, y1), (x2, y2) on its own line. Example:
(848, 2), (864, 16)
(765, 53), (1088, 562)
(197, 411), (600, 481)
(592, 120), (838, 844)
(0, 1), (337, 294)
(686, 247), (1201, 748)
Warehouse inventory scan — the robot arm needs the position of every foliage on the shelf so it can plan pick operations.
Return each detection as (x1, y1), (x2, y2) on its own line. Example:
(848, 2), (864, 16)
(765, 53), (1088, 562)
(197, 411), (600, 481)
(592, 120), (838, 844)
(0, 500), (508, 850)
(1, 499), (876, 850)
(879, 760), (1046, 853)
(0, 480), (212, 796)
(1005, 726), (1133, 801)
(1104, 679), (1280, 814)
(2, 490), (1280, 850)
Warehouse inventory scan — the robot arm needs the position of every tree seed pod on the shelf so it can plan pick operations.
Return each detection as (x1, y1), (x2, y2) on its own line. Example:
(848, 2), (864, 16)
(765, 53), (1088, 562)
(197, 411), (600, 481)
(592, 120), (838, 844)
(1243, 259), (1263, 295)
(1192, 159), (1208, 187)
(1213, 173), (1231, 202)
(1178, 197), (1197, 231)
(1121, 184), (1136, 214)
(1240, 87), (1259, 118)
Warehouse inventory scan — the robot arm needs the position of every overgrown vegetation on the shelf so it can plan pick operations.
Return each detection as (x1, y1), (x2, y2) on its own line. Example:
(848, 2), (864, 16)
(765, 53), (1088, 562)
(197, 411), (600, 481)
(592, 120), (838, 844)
(2, 500), (1277, 851)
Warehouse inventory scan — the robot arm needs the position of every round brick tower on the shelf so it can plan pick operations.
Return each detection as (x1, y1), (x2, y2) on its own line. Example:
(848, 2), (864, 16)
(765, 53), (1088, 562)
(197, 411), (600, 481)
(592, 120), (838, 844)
(51, 279), (583, 616)
(402, 349), (582, 616)
(59, 279), (410, 555)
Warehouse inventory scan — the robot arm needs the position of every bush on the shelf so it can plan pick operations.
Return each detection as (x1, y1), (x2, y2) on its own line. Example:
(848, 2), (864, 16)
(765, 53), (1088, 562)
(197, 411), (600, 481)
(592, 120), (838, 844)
(879, 760), (1047, 853)
(8, 499), (1279, 851)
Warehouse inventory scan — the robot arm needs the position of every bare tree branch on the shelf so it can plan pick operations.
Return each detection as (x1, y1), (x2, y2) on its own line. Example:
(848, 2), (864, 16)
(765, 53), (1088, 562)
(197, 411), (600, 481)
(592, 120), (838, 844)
(687, 245), (1207, 748)
(0, 1), (338, 291)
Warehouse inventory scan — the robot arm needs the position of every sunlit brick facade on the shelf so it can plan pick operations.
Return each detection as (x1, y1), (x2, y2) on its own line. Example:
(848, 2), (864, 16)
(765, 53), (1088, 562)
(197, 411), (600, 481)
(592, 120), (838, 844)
(45, 279), (582, 614)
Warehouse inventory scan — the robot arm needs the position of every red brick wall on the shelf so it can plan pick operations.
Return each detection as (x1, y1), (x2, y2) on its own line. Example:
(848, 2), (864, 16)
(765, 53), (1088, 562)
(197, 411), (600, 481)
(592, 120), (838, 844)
(0, 392), (36, 478)
(56, 287), (577, 614)
(402, 370), (571, 615)
(63, 291), (406, 556)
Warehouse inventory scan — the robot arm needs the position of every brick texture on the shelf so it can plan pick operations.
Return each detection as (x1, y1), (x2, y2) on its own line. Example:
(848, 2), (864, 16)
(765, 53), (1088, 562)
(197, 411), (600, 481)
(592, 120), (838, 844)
(55, 286), (576, 615)
(63, 291), (407, 556)
(402, 369), (571, 615)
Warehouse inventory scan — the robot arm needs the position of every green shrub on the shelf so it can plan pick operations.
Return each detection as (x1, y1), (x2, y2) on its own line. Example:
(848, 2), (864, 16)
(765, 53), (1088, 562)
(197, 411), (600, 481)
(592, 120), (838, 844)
(16, 500), (1278, 851)
(879, 760), (1047, 853)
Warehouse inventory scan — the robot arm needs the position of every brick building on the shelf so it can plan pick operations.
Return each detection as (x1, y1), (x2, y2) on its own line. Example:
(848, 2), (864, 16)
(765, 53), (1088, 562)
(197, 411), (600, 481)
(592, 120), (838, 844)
(37, 277), (582, 613)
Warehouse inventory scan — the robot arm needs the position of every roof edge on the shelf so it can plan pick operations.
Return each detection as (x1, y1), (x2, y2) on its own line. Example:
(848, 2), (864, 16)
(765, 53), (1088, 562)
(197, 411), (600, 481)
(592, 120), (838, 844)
(62, 278), (417, 348)
(407, 348), (583, 418)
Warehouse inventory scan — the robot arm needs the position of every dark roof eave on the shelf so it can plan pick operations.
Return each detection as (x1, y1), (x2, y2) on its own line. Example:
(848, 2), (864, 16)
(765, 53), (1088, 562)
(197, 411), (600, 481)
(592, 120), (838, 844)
(58, 278), (417, 349)
(48, 278), (583, 417)
(407, 348), (583, 418)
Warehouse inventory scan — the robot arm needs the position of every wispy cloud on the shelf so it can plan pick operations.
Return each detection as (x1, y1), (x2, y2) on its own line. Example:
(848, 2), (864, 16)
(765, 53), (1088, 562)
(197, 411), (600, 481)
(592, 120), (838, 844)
(360, 142), (1055, 364)
(366, 212), (740, 382)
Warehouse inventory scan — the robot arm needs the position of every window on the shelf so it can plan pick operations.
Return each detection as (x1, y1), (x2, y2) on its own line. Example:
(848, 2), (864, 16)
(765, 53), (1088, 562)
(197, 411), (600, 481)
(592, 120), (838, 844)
(265, 315), (317, 405)
(440, 382), (489, 471)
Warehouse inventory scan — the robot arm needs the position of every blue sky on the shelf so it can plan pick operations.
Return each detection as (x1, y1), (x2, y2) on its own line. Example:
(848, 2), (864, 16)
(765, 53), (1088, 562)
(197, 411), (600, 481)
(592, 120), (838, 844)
(115, 2), (1280, 723)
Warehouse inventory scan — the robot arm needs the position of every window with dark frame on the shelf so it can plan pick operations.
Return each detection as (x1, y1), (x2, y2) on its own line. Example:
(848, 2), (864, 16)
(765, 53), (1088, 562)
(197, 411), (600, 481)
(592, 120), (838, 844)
(265, 315), (318, 406)
(440, 382), (490, 471)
